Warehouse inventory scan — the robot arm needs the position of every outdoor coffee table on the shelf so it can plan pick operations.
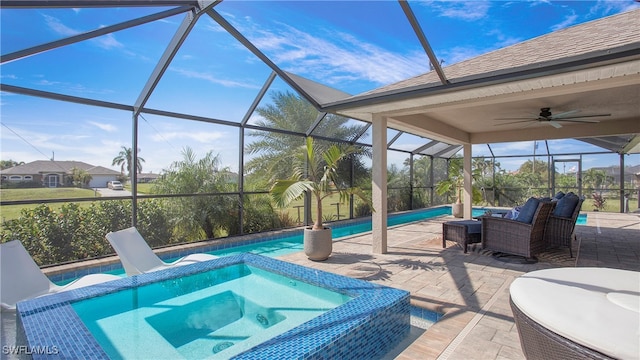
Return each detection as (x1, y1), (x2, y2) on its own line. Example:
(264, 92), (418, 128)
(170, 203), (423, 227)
(442, 220), (481, 253)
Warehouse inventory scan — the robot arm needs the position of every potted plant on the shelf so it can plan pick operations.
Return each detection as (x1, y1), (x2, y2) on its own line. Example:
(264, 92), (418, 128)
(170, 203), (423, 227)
(270, 137), (372, 261)
(435, 158), (464, 218)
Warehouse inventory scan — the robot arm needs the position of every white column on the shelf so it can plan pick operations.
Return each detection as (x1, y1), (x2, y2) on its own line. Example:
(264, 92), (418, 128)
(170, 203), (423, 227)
(463, 143), (472, 219)
(372, 114), (387, 254)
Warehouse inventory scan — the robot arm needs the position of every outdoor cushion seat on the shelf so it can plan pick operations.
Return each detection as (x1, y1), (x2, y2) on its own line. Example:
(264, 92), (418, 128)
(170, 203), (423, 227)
(0, 240), (120, 311)
(510, 267), (639, 360)
(515, 197), (541, 224)
(482, 201), (554, 259)
(552, 192), (580, 218)
(106, 227), (218, 276)
(544, 197), (584, 258)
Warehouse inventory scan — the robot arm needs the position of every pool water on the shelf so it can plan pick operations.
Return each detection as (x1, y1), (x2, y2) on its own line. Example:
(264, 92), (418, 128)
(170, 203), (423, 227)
(72, 263), (352, 359)
(211, 206), (452, 258)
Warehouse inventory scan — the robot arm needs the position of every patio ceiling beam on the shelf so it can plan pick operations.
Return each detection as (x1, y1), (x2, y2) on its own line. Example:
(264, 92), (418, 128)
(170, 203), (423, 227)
(0, 84), (133, 111)
(206, 9), (322, 110)
(387, 131), (404, 148)
(1, 6), (193, 64)
(241, 71), (277, 126)
(133, 2), (220, 116)
(306, 113), (327, 136)
(398, 0), (448, 85)
(352, 123), (371, 143)
(487, 144), (495, 158)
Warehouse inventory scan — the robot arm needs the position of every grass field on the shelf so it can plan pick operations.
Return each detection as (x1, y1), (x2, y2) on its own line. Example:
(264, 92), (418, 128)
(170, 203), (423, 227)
(1, 188), (101, 222)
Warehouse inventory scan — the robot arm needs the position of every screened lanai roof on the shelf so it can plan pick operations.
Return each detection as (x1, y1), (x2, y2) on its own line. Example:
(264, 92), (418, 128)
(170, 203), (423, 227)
(1, 1), (638, 166)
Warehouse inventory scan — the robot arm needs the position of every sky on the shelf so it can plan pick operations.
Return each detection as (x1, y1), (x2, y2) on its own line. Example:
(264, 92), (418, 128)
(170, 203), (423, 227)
(1, 0), (638, 176)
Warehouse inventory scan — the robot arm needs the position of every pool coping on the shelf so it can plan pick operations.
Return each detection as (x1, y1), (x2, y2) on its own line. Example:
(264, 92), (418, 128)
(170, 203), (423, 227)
(17, 253), (411, 359)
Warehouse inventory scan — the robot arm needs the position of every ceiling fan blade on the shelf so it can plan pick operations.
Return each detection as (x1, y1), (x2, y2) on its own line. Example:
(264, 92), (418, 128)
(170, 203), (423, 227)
(553, 119), (600, 124)
(552, 114), (610, 120)
(550, 110), (580, 119)
(549, 121), (563, 129)
(494, 117), (536, 120)
(493, 120), (535, 126)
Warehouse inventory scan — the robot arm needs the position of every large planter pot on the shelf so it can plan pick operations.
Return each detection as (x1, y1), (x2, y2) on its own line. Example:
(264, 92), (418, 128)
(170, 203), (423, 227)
(304, 227), (332, 261)
(452, 202), (464, 218)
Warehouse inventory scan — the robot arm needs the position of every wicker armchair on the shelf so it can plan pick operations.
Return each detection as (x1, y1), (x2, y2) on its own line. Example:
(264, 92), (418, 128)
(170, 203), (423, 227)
(481, 201), (554, 259)
(544, 198), (583, 258)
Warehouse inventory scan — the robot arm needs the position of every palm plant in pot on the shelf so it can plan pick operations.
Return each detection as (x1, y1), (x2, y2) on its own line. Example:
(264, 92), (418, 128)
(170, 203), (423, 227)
(270, 137), (372, 261)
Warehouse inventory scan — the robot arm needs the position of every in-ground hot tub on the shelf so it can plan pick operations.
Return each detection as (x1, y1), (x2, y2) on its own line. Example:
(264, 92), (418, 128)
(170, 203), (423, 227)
(17, 253), (410, 359)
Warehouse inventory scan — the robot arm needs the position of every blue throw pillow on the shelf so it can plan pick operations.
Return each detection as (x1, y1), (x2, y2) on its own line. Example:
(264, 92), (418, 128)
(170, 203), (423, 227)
(553, 193), (579, 218)
(515, 197), (540, 224)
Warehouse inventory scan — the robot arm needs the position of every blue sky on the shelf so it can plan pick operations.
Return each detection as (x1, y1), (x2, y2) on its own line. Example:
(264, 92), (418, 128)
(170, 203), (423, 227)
(1, 1), (638, 176)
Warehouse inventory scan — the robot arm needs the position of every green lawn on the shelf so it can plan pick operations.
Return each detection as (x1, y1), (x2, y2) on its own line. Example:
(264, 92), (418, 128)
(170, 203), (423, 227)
(0, 188), (100, 222)
(0, 187), (100, 201)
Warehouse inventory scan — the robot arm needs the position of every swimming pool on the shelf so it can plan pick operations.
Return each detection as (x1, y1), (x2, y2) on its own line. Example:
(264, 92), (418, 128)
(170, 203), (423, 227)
(18, 254), (411, 359)
(72, 263), (352, 359)
(50, 206), (586, 284)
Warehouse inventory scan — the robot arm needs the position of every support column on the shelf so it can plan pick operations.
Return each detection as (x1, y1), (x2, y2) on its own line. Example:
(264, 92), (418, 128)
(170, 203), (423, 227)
(463, 143), (472, 219)
(372, 114), (387, 254)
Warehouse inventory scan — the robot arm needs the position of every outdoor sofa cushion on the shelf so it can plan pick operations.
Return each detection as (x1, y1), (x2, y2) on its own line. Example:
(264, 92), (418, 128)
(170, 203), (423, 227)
(515, 197), (540, 224)
(553, 192), (580, 218)
(510, 267), (640, 360)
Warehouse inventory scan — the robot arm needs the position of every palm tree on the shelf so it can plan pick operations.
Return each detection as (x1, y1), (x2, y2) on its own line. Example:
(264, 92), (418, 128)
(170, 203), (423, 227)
(270, 137), (371, 231)
(153, 147), (236, 240)
(112, 146), (145, 178)
(246, 91), (368, 185)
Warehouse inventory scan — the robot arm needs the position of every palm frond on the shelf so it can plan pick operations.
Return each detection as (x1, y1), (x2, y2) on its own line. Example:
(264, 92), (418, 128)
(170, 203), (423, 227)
(270, 179), (314, 207)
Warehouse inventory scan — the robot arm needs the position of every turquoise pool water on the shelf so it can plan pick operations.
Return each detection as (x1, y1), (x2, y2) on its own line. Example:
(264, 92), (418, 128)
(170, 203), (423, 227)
(211, 206), (452, 258)
(72, 263), (352, 359)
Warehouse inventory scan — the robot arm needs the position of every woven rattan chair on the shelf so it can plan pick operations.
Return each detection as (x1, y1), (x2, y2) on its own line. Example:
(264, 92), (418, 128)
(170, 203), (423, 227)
(510, 298), (614, 360)
(481, 201), (554, 259)
(544, 198), (583, 258)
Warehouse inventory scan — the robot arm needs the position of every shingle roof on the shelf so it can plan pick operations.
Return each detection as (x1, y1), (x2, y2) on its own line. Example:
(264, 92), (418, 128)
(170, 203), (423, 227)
(0, 160), (120, 175)
(360, 9), (640, 96)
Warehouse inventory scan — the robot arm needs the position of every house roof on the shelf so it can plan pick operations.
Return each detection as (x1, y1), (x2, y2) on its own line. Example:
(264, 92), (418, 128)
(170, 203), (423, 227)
(0, 160), (121, 176)
(297, 9), (640, 155)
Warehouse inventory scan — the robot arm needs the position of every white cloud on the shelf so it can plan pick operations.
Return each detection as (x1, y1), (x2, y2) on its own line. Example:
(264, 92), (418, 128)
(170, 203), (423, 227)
(419, 1), (492, 21)
(151, 131), (227, 143)
(550, 12), (579, 31)
(247, 23), (428, 87)
(44, 14), (124, 51)
(43, 14), (79, 37)
(170, 67), (260, 89)
(88, 121), (117, 132)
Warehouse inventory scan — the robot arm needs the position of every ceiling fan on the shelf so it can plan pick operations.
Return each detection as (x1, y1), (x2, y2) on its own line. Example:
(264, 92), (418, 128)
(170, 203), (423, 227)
(494, 107), (611, 128)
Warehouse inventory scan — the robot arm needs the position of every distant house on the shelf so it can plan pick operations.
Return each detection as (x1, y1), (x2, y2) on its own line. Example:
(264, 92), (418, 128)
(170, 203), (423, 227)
(137, 172), (159, 183)
(0, 160), (121, 188)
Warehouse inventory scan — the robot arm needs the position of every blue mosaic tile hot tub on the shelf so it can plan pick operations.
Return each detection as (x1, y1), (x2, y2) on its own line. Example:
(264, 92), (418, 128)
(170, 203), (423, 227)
(17, 253), (410, 359)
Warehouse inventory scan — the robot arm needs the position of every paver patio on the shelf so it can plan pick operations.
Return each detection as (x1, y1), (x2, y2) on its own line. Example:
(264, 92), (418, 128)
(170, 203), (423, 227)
(279, 211), (640, 359)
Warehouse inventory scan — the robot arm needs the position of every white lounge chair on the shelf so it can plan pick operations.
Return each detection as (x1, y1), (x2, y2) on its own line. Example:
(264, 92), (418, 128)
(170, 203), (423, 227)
(106, 227), (217, 276)
(0, 240), (120, 311)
